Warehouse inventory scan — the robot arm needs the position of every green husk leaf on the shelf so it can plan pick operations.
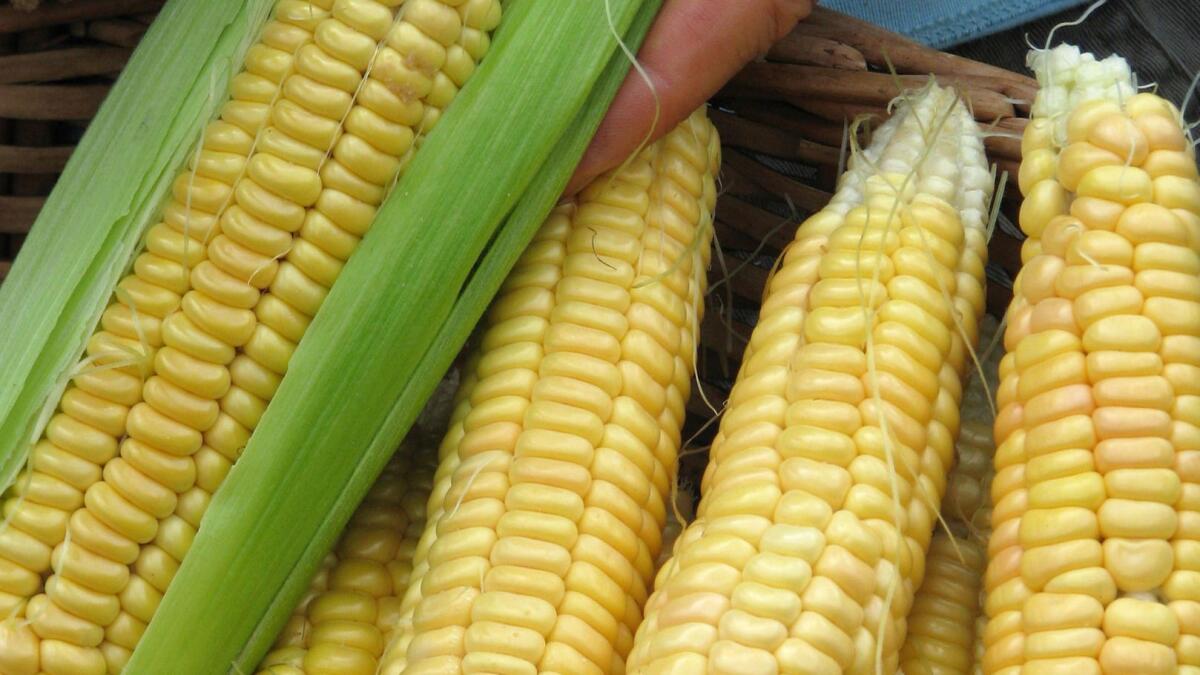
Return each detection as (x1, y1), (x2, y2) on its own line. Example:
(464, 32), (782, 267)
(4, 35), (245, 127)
(127, 1), (652, 672)
(233, 2), (662, 667)
(0, 0), (276, 494)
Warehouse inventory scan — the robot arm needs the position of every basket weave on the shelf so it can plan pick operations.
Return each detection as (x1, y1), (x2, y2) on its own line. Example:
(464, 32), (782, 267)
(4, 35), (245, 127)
(0, 3), (1033, 478)
(0, 0), (163, 280)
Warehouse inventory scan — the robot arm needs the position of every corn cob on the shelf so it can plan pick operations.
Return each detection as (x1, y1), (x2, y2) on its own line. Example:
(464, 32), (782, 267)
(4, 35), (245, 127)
(899, 316), (1001, 675)
(982, 44), (1200, 675)
(860, 106), (990, 673)
(0, 1), (500, 672)
(626, 82), (992, 674)
(255, 446), (435, 675)
(374, 108), (720, 675)
(983, 44), (1133, 674)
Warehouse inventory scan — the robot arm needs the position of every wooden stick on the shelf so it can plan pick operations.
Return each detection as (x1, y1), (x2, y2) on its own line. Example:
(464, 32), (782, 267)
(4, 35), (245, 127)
(0, 84), (110, 120)
(0, 260), (10, 281)
(767, 35), (867, 71)
(711, 108), (841, 166)
(791, 99), (888, 126)
(700, 309), (752, 365)
(0, 144), (73, 173)
(714, 193), (799, 253)
(983, 116), (1027, 161)
(88, 18), (147, 48)
(721, 99), (852, 148)
(721, 150), (832, 214)
(0, 0), (164, 33)
(796, 7), (1037, 96)
(984, 132), (1023, 163)
(0, 196), (45, 234)
(727, 62), (1019, 124)
(0, 32), (12, 197)
(10, 121), (57, 194)
(0, 46), (130, 84)
(707, 254), (771, 310)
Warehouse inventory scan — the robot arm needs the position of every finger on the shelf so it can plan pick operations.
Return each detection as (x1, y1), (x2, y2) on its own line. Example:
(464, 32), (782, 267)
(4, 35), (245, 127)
(564, 0), (812, 196)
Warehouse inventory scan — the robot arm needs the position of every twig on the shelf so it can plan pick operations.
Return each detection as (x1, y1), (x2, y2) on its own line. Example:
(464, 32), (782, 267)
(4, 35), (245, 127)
(721, 149), (832, 214)
(710, 108), (841, 166)
(0, 196), (45, 234)
(726, 62), (1019, 124)
(0, 144), (73, 173)
(0, 46), (129, 84)
(767, 35), (867, 70)
(0, 84), (110, 120)
(0, 0), (164, 33)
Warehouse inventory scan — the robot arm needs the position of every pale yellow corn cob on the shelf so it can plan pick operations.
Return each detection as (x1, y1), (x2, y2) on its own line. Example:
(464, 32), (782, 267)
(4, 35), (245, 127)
(626, 82), (992, 674)
(982, 45), (1200, 675)
(377, 108), (720, 675)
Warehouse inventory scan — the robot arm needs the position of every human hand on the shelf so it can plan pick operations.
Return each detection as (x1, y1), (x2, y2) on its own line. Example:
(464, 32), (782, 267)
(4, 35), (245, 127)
(565, 0), (815, 195)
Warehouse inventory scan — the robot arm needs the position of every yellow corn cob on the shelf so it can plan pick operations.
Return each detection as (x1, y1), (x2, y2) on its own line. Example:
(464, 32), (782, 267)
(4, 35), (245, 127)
(626, 82), (992, 674)
(983, 44), (1200, 675)
(0, 1), (501, 672)
(376, 108), (720, 675)
(899, 316), (1001, 675)
(255, 446), (435, 675)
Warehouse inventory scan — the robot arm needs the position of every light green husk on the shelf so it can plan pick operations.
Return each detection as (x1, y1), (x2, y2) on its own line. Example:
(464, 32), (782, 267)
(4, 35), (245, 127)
(0, 0), (277, 499)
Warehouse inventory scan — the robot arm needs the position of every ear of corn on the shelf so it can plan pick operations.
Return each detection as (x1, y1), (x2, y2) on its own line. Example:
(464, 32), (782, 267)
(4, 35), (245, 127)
(1, 1), (503, 671)
(626, 82), (992, 674)
(982, 44), (1200, 675)
(0, 0), (665, 671)
(127, 2), (666, 672)
(377, 108), (719, 675)
(0, 0), (278, 500)
(898, 316), (1001, 675)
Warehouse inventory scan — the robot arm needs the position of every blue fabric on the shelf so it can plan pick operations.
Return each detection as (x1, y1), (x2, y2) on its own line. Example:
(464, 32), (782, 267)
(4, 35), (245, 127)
(820, 0), (1090, 48)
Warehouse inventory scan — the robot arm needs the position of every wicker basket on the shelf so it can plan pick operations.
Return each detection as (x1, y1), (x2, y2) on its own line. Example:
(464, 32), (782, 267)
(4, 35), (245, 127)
(0, 2), (1032, 484)
(0, 0), (163, 280)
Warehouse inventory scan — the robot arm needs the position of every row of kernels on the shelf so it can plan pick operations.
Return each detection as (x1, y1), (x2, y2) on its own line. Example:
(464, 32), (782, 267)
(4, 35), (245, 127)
(898, 533), (985, 673)
(639, 176), (831, 674)
(862, 185), (986, 670)
(378, 203), (571, 675)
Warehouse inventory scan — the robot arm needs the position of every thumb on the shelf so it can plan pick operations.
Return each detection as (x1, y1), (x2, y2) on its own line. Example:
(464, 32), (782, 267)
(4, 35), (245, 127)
(564, 0), (813, 196)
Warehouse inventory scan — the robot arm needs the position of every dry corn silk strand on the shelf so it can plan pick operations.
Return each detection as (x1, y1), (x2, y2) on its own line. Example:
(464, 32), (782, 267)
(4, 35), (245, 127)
(628, 81), (994, 674)
(0, 0), (501, 672)
(981, 42), (1200, 675)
